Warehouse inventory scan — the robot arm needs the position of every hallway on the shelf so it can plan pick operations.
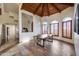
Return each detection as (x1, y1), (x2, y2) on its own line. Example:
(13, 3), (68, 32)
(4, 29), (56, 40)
(1, 39), (76, 56)
(0, 3), (19, 53)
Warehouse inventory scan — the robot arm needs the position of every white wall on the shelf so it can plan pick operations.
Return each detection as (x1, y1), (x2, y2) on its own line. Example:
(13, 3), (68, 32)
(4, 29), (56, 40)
(19, 10), (41, 43)
(41, 7), (74, 44)
(0, 13), (18, 24)
(74, 33), (79, 55)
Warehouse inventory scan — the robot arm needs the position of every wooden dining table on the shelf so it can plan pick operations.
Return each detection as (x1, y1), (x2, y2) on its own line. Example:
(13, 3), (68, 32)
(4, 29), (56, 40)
(36, 34), (53, 47)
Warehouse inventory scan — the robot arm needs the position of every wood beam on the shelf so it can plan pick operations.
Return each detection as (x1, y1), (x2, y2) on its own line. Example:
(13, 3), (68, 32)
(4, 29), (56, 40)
(34, 3), (41, 14)
(41, 4), (44, 17)
(47, 4), (50, 16)
(61, 3), (74, 6)
(51, 4), (61, 13)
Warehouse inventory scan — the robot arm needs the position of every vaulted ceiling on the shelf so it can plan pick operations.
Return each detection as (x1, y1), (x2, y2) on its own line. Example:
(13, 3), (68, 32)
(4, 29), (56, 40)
(21, 3), (74, 17)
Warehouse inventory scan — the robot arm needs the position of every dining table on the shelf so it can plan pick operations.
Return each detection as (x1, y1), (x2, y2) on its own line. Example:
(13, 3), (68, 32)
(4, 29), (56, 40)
(36, 34), (53, 47)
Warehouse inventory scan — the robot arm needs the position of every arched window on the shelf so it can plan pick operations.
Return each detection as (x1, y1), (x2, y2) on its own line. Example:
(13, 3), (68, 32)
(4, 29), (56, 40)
(42, 22), (48, 34)
(50, 21), (59, 36)
(62, 17), (72, 39)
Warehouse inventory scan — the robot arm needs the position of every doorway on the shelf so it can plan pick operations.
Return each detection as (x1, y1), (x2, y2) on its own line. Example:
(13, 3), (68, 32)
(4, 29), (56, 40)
(0, 24), (18, 46)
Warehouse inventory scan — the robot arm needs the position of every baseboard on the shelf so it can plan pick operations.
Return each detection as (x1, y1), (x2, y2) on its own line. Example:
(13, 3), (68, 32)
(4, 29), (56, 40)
(53, 38), (74, 46)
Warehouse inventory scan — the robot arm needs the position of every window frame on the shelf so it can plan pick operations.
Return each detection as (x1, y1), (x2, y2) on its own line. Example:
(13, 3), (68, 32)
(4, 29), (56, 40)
(62, 20), (72, 39)
(42, 24), (48, 34)
(50, 23), (59, 36)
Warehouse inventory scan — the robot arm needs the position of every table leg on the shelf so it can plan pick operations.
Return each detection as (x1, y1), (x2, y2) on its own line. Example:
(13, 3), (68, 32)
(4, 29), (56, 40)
(43, 39), (45, 47)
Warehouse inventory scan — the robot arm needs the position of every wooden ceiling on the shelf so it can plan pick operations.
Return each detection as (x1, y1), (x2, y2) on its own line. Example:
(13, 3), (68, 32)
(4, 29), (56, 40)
(21, 3), (74, 17)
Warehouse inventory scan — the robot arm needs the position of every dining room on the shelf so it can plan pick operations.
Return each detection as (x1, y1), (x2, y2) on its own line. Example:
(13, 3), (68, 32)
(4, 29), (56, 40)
(17, 3), (76, 56)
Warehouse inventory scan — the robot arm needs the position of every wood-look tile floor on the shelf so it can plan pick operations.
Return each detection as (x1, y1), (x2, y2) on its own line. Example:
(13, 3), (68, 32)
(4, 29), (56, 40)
(1, 39), (76, 56)
(0, 40), (18, 55)
(46, 40), (76, 56)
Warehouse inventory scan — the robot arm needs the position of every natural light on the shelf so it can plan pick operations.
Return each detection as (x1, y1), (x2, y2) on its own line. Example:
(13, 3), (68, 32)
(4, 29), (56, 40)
(63, 17), (72, 21)
(51, 20), (59, 23)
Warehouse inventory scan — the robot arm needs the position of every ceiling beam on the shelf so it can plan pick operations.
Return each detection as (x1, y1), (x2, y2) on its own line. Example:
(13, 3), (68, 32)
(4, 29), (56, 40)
(51, 4), (61, 13)
(47, 4), (50, 16)
(33, 3), (41, 14)
(61, 3), (74, 6)
(41, 4), (44, 17)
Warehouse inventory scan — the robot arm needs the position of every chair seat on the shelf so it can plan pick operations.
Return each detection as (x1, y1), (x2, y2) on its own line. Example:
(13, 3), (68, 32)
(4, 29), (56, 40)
(46, 36), (53, 42)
